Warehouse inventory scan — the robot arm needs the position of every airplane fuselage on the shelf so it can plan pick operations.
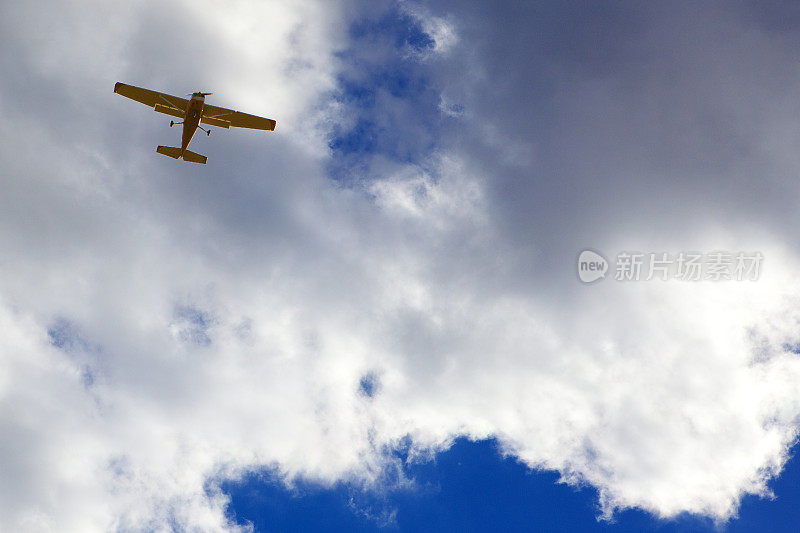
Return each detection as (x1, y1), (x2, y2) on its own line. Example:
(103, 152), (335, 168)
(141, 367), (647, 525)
(181, 95), (205, 155)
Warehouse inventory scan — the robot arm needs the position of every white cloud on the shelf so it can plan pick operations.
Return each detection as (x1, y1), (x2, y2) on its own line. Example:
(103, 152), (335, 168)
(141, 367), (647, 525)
(400, 1), (458, 55)
(1, 1), (800, 531)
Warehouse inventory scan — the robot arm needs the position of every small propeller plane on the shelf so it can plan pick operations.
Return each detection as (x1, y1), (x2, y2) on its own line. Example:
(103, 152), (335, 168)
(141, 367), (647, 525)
(114, 82), (276, 164)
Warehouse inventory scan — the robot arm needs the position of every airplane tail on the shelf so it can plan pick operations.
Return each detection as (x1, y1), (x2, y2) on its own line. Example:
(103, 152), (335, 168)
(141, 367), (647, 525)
(156, 146), (207, 164)
(182, 149), (207, 164)
(156, 145), (181, 159)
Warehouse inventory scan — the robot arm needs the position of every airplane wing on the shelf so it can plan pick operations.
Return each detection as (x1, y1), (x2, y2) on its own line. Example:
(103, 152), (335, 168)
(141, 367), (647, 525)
(201, 103), (276, 131)
(114, 82), (188, 118)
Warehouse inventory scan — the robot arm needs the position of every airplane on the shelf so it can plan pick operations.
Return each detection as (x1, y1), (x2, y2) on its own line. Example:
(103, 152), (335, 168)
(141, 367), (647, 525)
(114, 82), (276, 164)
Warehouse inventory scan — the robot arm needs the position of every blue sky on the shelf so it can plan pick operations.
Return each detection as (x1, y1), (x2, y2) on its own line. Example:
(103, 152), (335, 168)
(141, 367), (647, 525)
(327, 5), (443, 184)
(224, 439), (800, 532)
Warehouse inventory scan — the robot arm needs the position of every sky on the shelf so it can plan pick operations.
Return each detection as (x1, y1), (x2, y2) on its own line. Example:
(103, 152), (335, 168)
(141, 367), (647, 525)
(0, 0), (799, 531)
(222, 439), (800, 532)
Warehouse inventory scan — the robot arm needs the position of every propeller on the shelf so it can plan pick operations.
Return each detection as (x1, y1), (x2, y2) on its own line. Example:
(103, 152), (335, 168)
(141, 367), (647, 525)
(186, 92), (213, 97)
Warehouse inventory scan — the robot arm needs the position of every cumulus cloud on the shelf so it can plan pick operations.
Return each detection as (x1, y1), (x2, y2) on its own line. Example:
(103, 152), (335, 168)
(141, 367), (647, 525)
(1, 0), (800, 531)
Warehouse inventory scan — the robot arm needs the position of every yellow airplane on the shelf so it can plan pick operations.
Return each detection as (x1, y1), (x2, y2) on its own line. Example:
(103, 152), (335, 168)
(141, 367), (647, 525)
(114, 82), (276, 164)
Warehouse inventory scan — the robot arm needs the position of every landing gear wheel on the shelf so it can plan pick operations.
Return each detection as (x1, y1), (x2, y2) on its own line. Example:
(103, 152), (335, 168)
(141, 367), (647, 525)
(170, 120), (174, 127)
(207, 130), (211, 136)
